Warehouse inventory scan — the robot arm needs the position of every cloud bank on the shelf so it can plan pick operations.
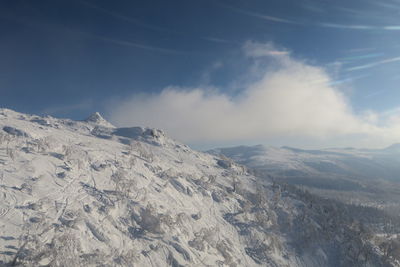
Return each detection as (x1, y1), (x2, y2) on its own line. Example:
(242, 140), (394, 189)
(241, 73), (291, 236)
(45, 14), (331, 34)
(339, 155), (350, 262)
(109, 41), (399, 148)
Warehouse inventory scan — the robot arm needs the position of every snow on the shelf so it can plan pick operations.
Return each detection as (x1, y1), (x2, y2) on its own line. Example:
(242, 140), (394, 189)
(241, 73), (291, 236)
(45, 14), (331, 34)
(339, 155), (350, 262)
(0, 108), (394, 266)
(84, 112), (115, 128)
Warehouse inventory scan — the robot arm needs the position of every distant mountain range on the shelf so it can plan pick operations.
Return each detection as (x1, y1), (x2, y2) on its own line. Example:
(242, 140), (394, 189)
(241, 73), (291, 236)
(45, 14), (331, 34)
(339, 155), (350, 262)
(210, 144), (400, 210)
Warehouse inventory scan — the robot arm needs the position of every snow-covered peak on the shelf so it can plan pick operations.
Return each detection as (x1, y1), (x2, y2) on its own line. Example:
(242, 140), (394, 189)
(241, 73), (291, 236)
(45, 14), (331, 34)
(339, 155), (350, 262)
(84, 112), (114, 128)
(383, 143), (400, 152)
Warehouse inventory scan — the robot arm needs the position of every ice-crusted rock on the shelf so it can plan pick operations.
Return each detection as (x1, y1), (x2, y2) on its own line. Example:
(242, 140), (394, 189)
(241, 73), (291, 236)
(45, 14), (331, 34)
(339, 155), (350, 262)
(91, 125), (169, 147)
(2, 126), (29, 137)
(0, 109), (397, 267)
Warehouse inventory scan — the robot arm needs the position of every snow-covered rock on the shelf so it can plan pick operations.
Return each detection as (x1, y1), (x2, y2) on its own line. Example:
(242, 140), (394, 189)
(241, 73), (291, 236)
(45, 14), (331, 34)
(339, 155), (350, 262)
(84, 112), (115, 128)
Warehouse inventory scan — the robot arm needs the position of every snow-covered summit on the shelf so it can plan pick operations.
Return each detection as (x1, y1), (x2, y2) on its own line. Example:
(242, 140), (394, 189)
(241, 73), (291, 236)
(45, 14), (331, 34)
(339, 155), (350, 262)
(384, 143), (400, 153)
(84, 112), (115, 128)
(0, 109), (396, 266)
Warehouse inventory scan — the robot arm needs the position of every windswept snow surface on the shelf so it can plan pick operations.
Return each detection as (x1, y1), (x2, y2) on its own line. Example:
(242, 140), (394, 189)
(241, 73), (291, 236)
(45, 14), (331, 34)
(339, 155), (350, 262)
(0, 109), (394, 266)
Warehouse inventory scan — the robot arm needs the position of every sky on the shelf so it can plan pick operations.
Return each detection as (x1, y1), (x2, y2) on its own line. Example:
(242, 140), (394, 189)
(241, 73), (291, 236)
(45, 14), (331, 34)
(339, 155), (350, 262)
(1, 0), (400, 149)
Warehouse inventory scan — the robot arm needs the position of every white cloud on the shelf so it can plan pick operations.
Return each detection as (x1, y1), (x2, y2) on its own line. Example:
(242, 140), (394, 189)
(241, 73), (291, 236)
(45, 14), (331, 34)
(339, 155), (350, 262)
(243, 41), (289, 58)
(109, 42), (400, 148)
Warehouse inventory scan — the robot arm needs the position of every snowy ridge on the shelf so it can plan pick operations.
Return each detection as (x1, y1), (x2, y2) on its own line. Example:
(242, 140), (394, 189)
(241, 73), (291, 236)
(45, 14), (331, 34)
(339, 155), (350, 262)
(0, 108), (396, 266)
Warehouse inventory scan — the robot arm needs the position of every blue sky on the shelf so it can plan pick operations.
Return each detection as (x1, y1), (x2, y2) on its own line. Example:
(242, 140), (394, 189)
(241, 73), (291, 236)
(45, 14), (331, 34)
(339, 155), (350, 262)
(1, 0), (400, 148)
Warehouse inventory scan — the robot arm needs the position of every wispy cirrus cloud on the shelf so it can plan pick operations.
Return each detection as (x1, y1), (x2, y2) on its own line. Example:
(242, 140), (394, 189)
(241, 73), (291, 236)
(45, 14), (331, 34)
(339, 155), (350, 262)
(337, 53), (384, 63)
(217, 3), (301, 25)
(346, 56), (400, 71)
(80, 0), (182, 34)
(78, 31), (187, 54)
(383, 26), (400, 30)
(318, 23), (376, 30)
(218, 2), (400, 33)
(80, 0), (234, 45)
(0, 9), (186, 55)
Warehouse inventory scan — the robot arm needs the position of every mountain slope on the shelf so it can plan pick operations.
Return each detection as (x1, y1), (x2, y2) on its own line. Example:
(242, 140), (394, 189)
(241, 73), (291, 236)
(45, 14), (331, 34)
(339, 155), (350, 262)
(0, 109), (397, 266)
